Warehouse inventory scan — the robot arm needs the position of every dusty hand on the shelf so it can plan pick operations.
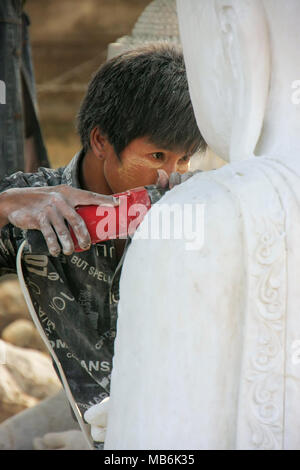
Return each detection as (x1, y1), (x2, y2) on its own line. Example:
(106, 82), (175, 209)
(0, 185), (119, 256)
(156, 169), (202, 190)
(33, 429), (90, 450)
(84, 396), (110, 443)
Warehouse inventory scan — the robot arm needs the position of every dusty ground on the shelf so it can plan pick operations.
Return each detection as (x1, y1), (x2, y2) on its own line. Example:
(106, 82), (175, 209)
(26, 0), (151, 168)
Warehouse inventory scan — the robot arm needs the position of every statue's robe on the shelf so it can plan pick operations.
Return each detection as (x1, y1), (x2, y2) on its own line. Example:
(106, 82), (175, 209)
(105, 156), (300, 450)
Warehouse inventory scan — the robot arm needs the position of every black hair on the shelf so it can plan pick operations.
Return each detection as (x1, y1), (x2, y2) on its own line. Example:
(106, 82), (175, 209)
(76, 42), (206, 158)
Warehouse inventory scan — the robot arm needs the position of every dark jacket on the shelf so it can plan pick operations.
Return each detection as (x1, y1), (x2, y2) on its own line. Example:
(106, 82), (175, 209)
(0, 150), (165, 448)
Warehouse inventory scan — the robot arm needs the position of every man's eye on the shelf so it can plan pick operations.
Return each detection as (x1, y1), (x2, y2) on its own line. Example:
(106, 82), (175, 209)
(180, 155), (191, 162)
(152, 152), (164, 160)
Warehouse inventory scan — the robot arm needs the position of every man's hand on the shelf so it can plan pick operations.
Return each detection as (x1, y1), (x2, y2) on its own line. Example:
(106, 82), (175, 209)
(0, 185), (119, 257)
(84, 396), (110, 443)
(156, 169), (202, 190)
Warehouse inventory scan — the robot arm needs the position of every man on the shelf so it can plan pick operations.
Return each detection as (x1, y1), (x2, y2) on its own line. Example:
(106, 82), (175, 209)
(0, 0), (49, 178)
(0, 43), (205, 448)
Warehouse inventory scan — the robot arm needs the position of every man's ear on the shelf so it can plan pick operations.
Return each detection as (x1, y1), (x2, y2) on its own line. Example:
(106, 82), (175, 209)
(89, 127), (109, 160)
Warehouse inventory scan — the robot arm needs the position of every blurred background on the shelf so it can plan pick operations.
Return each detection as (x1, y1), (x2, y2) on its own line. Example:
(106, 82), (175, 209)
(26, 0), (152, 169)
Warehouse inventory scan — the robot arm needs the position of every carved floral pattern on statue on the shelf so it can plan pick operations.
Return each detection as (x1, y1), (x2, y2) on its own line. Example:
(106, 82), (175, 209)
(246, 212), (286, 450)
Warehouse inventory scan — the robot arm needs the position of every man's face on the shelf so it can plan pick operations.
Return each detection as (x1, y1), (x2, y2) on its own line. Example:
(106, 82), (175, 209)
(103, 136), (192, 194)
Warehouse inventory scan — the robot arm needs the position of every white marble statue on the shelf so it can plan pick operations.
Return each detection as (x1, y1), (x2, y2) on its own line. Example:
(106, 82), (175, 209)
(101, 0), (300, 450)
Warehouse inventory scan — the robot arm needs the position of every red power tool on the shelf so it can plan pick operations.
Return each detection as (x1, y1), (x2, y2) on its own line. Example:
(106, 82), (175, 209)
(25, 185), (166, 255)
(70, 186), (152, 252)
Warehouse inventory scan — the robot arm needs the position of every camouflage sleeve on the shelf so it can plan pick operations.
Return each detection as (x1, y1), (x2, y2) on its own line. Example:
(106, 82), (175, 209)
(0, 224), (24, 276)
(0, 167), (63, 276)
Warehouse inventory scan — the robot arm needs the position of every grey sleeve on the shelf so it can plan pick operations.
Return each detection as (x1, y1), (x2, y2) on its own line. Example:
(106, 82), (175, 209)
(0, 168), (60, 276)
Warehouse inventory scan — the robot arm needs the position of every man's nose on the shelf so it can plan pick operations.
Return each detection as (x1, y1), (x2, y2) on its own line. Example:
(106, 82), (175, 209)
(162, 160), (178, 177)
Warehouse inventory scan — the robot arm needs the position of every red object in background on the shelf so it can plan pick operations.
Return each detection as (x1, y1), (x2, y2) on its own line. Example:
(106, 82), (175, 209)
(70, 187), (152, 252)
